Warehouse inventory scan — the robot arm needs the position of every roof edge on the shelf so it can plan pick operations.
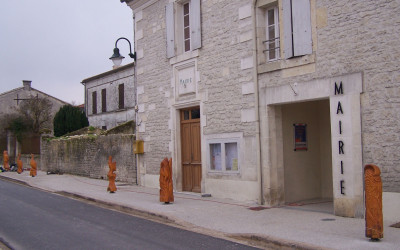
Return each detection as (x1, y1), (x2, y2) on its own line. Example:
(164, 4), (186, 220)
(81, 62), (135, 84)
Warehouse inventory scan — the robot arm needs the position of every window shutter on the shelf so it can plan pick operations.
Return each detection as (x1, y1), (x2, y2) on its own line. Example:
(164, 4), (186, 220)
(102, 89), (106, 112)
(166, 3), (175, 58)
(119, 84), (124, 109)
(291, 0), (312, 56)
(190, 0), (201, 50)
(92, 91), (97, 114)
(282, 0), (293, 59)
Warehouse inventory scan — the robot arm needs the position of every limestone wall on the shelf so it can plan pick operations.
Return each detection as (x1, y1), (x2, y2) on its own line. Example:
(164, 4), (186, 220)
(41, 134), (137, 184)
(257, 0), (400, 192)
(124, 0), (400, 203)
(130, 0), (259, 194)
(133, 0), (175, 176)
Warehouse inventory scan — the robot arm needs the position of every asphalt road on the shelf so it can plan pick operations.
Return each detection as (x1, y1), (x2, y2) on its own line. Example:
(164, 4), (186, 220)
(0, 179), (257, 250)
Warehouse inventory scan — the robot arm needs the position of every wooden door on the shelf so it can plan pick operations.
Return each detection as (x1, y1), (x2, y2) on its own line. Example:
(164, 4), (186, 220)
(181, 107), (201, 193)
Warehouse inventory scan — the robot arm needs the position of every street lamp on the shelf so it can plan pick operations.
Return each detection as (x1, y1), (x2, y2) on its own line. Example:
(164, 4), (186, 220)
(109, 37), (136, 67)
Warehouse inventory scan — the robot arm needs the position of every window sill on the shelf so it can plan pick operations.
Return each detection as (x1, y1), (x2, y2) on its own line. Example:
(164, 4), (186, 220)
(207, 170), (241, 176)
(88, 108), (133, 116)
(258, 53), (315, 74)
(169, 49), (199, 65)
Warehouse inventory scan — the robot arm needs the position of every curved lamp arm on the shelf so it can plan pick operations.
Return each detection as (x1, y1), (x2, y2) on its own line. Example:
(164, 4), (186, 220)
(115, 37), (136, 59)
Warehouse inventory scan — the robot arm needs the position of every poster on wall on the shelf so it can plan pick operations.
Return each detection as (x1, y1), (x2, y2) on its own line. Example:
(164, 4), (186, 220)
(294, 123), (307, 151)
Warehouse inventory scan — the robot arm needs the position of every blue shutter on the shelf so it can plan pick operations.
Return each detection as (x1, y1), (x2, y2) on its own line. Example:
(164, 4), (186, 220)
(166, 3), (175, 58)
(282, 0), (293, 59)
(282, 0), (312, 59)
(292, 0), (312, 56)
(190, 0), (201, 50)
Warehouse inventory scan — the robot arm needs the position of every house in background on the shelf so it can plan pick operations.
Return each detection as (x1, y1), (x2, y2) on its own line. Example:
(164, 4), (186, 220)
(81, 62), (135, 130)
(0, 80), (69, 163)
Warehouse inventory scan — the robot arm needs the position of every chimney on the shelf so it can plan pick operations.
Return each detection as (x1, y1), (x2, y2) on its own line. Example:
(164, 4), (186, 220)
(23, 80), (32, 90)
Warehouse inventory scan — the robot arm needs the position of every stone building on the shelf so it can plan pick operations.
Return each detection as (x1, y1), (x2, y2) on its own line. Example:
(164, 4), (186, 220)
(81, 62), (135, 130)
(0, 80), (69, 162)
(121, 0), (400, 222)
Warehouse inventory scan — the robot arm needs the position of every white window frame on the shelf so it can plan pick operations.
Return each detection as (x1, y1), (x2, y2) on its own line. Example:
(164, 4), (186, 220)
(183, 2), (191, 52)
(264, 6), (280, 61)
(207, 137), (240, 174)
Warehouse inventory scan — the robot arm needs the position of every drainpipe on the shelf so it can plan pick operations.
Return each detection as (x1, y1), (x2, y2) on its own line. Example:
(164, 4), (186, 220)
(252, 0), (263, 205)
(132, 13), (139, 186)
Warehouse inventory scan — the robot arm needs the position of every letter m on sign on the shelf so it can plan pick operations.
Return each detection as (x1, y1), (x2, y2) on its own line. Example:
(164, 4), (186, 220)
(335, 81), (343, 95)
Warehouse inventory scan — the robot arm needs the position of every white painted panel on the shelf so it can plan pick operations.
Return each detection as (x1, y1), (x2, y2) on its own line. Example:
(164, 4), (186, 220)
(166, 3), (175, 58)
(282, 0), (293, 59)
(190, 0), (202, 50)
(291, 0), (312, 56)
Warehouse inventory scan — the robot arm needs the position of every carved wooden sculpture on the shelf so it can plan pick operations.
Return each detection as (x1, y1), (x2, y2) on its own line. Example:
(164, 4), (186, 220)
(107, 156), (117, 193)
(3, 150), (10, 171)
(30, 154), (37, 177)
(160, 158), (174, 203)
(365, 164), (383, 240)
(17, 153), (23, 174)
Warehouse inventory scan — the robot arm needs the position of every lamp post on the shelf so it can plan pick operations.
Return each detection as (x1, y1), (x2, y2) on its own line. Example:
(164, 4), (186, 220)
(109, 37), (136, 68)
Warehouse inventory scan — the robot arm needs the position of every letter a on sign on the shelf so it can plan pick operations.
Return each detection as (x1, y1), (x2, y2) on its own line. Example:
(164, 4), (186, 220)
(337, 101), (343, 114)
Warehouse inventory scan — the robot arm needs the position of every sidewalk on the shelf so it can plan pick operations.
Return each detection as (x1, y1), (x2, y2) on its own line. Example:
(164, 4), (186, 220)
(1, 171), (398, 250)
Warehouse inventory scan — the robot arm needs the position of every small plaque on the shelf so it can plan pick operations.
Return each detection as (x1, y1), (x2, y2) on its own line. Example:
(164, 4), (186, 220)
(294, 123), (307, 151)
(177, 66), (195, 96)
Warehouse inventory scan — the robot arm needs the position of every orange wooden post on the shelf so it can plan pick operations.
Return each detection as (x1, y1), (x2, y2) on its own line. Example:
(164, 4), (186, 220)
(17, 153), (23, 174)
(107, 156), (117, 193)
(3, 150), (10, 171)
(160, 158), (174, 204)
(30, 154), (37, 177)
(364, 164), (383, 240)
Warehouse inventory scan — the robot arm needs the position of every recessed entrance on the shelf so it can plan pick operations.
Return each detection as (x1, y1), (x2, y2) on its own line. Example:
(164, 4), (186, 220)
(181, 107), (202, 193)
(281, 100), (333, 211)
(265, 73), (363, 217)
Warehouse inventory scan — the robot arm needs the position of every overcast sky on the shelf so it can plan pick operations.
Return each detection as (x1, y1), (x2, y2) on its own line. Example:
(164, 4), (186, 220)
(0, 0), (133, 105)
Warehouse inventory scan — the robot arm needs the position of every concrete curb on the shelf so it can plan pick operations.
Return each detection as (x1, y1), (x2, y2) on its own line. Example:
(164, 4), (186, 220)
(53, 192), (323, 250)
(0, 175), (31, 188)
(0, 174), (324, 250)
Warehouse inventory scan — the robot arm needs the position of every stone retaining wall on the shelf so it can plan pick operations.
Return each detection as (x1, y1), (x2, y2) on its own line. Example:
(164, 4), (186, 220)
(41, 134), (137, 184)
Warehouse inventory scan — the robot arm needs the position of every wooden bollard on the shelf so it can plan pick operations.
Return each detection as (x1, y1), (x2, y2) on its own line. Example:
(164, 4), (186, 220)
(107, 156), (117, 193)
(3, 150), (10, 171)
(159, 158), (174, 204)
(30, 154), (37, 177)
(17, 153), (23, 174)
(364, 164), (383, 240)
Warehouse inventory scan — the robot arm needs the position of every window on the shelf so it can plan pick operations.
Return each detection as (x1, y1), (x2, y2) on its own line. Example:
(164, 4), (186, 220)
(182, 108), (200, 120)
(264, 6), (280, 61)
(209, 140), (239, 173)
(282, 0), (312, 59)
(92, 91), (97, 114)
(225, 143), (238, 171)
(101, 88), (106, 113)
(166, 0), (201, 58)
(210, 143), (222, 170)
(183, 3), (190, 52)
(260, 0), (312, 63)
(118, 84), (124, 109)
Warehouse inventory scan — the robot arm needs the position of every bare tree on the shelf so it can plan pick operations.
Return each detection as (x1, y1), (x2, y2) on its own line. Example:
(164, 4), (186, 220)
(18, 96), (53, 134)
